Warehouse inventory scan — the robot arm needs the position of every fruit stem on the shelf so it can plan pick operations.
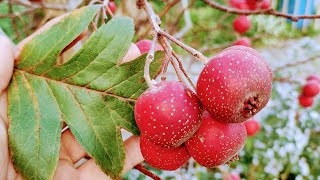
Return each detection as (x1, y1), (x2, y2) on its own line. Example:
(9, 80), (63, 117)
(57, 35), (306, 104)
(160, 56), (169, 81)
(144, 34), (158, 88)
(172, 51), (196, 91)
(102, 0), (114, 18)
(158, 30), (208, 64)
(134, 164), (161, 180)
(158, 37), (186, 84)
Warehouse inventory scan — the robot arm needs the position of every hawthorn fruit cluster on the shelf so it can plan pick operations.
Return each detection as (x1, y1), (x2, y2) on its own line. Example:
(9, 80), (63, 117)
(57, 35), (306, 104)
(134, 43), (272, 170)
(299, 75), (320, 108)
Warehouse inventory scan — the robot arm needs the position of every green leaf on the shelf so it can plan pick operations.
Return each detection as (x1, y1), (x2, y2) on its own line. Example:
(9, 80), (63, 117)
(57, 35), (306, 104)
(8, 5), (164, 179)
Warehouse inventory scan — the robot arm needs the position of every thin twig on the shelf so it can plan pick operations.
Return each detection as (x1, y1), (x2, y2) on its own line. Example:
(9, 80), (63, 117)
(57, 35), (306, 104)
(158, 35), (185, 83)
(174, 0), (192, 39)
(13, 0), (69, 10)
(144, 34), (158, 88)
(202, 0), (320, 22)
(15, 13), (29, 36)
(0, 7), (36, 18)
(8, 0), (21, 40)
(273, 54), (320, 73)
(172, 51), (196, 91)
(272, 77), (300, 84)
(134, 164), (161, 180)
(139, 0), (208, 64)
(160, 56), (170, 81)
(158, 0), (180, 17)
(103, 0), (114, 18)
(158, 30), (208, 63)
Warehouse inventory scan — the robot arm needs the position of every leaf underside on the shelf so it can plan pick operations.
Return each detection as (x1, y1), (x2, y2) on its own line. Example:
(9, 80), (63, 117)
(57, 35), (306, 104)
(8, 6), (163, 179)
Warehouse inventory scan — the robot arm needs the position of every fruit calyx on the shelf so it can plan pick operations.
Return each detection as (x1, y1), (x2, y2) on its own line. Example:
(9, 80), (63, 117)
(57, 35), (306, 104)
(242, 95), (260, 118)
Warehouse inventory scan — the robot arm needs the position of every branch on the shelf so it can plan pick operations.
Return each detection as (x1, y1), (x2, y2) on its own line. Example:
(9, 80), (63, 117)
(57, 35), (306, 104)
(273, 54), (320, 73)
(159, 30), (208, 63)
(273, 77), (300, 84)
(202, 0), (320, 22)
(158, 0), (180, 17)
(134, 164), (161, 180)
(172, 51), (196, 91)
(174, 0), (193, 39)
(138, 0), (208, 64)
(13, 0), (69, 11)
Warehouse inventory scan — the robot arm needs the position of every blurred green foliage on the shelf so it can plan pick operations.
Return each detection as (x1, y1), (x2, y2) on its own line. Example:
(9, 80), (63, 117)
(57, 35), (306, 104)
(0, 2), (32, 43)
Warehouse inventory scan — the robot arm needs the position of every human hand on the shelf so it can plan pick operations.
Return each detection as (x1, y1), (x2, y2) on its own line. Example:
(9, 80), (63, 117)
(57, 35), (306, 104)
(0, 16), (143, 180)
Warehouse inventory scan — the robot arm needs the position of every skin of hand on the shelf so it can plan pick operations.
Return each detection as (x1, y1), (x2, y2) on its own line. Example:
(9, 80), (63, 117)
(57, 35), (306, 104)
(0, 15), (143, 180)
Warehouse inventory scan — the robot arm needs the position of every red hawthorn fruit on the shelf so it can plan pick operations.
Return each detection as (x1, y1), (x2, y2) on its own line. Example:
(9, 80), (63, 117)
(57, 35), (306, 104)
(135, 81), (202, 148)
(260, 0), (271, 9)
(302, 81), (320, 97)
(244, 119), (261, 136)
(233, 15), (251, 34)
(233, 37), (251, 47)
(185, 112), (247, 167)
(246, 0), (259, 10)
(229, 0), (248, 10)
(197, 45), (272, 123)
(140, 136), (190, 170)
(108, 2), (116, 14)
(223, 173), (241, 180)
(136, 39), (163, 54)
(306, 75), (320, 84)
(299, 95), (314, 108)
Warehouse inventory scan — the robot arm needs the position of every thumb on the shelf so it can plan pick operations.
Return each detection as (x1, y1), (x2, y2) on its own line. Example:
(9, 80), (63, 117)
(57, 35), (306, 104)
(0, 34), (15, 94)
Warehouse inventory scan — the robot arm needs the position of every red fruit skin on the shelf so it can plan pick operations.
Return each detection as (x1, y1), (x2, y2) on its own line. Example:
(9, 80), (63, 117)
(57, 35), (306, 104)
(233, 38), (251, 47)
(136, 39), (163, 54)
(108, 2), (117, 14)
(302, 81), (320, 97)
(197, 45), (272, 123)
(140, 136), (190, 170)
(229, 0), (248, 10)
(223, 173), (241, 180)
(186, 112), (247, 168)
(306, 75), (320, 84)
(244, 119), (261, 136)
(135, 81), (202, 148)
(233, 16), (251, 34)
(260, 0), (271, 9)
(299, 95), (314, 108)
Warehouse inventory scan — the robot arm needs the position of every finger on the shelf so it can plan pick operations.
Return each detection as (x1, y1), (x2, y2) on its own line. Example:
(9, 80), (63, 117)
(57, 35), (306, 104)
(0, 36), (15, 93)
(0, 116), (9, 180)
(0, 91), (8, 126)
(122, 136), (144, 174)
(78, 159), (111, 180)
(53, 160), (79, 180)
(77, 136), (143, 178)
(60, 129), (87, 164)
(120, 43), (141, 64)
